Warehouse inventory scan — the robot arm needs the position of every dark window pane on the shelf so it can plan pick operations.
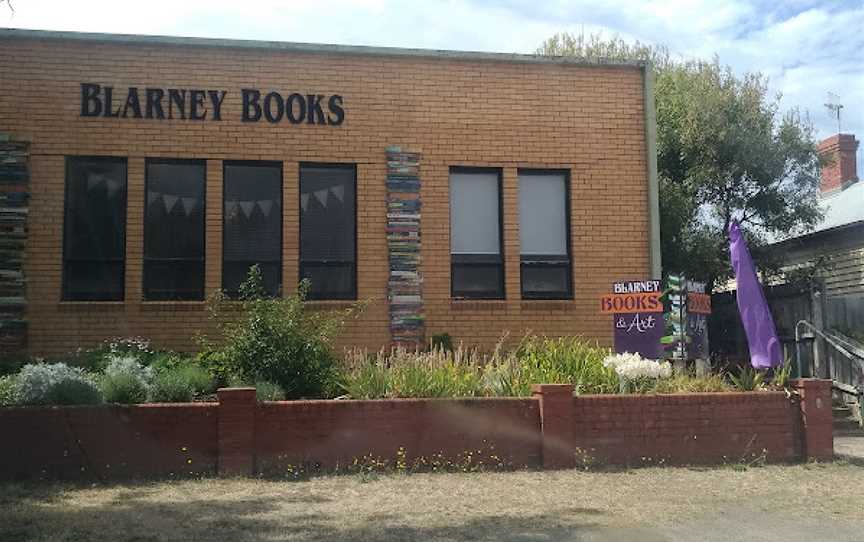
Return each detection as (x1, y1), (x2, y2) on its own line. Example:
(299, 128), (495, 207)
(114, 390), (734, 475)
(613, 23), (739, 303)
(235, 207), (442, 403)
(452, 264), (504, 299)
(300, 263), (355, 300)
(63, 157), (126, 301)
(144, 160), (206, 300)
(521, 263), (571, 299)
(300, 164), (356, 299)
(300, 165), (355, 261)
(63, 261), (124, 301)
(145, 161), (205, 260)
(223, 262), (281, 298)
(143, 261), (205, 301)
(223, 162), (282, 296)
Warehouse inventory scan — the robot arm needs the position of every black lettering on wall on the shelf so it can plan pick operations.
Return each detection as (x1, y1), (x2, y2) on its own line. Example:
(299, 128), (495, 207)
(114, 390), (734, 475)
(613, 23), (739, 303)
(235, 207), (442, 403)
(208, 90), (227, 121)
(286, 93), (306, 124)
(80, 83), (102, 117)
(103, 87), (120, 118)
(146, 88), (166, 119)
(264, 92), (284, 123)
(190, 90), (207, 120)
(168, 89), (187, 120)
(307, 94), (325, 124)
(242, 89), (262, 122)
(327, 95), (345, 126)
(122, 87), (143, 119)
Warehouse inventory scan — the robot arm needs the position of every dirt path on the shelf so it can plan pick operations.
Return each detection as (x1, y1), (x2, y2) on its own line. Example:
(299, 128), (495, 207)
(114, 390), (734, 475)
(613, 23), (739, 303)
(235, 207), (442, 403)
(2, 462), (863, 541)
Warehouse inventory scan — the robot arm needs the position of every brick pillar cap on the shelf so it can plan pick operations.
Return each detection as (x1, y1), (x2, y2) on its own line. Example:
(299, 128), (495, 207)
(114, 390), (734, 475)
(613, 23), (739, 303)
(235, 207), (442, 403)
(531, 383), (574, 395)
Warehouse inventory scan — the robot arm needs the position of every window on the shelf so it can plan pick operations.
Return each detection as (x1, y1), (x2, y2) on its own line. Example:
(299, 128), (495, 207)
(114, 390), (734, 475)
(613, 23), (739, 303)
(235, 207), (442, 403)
(299, 163), (356, 300)
(144, 159), (206, 300)
(62, 157), (127, 301)
(223, 161), (282, 297)
(449, 167), (504, 299)
(519, 170), (572, 299)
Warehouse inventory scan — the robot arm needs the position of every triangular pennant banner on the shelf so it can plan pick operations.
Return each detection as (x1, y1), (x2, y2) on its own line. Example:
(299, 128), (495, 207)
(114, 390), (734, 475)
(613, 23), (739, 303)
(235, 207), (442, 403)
(106, 178), (122, 198)
(163, 194), (179, 213)
(147, 191), (161, 205)
(87, 174), (105, 191)
(224, 200), (236, 216)
(181, 197), (197, 217)
(313, 189), (329, 208)
(258, 199), (273, 218)
(239, 201), (255, 219)
(330, 184), (345, 203)
(300, 193), (309, 212)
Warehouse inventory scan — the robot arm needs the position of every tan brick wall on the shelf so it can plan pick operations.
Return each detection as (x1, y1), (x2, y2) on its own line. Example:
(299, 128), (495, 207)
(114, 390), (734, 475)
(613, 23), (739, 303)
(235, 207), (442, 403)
(0, 35), (651, 357)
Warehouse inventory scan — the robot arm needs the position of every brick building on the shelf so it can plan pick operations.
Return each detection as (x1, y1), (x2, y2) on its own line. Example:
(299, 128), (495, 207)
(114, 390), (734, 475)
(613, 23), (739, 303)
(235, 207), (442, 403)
(0, 28), (660, 358)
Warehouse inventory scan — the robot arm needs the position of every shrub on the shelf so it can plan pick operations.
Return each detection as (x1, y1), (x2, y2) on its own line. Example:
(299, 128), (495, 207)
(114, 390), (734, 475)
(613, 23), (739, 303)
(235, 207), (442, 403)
(602, 352), (672, 393)
(255, 381), (286, 401)
(652, 372), (731, 394)
(512, 336), (617, 395)
(730, 365), (765, 391)
(15, 363), (102, 405)
(201, 266), (361, 399)
(101, 356), (153, 404)
(0, 375), (18, 406)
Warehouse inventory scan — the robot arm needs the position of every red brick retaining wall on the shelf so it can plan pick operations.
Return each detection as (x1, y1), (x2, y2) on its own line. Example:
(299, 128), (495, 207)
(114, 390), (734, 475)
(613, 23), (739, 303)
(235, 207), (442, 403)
(0, 380), (832, 480)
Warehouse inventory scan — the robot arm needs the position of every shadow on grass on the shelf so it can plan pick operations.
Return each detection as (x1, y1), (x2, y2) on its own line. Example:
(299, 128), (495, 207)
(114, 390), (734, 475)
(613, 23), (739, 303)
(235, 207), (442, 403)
(0, 481), (620, 542)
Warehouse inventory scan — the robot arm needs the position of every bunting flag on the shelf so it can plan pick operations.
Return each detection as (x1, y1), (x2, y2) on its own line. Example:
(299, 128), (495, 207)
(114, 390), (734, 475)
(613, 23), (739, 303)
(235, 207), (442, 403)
(162, 194), (178, 213)
(148, 191), (160, 205)
(239, 201), (255, 219)
(258, 199), (274, 218)
(313, 188), (329, 207)
(300, 193), (310, 212)
(180, 197), (196, 217)
(331, 184), (345, 203)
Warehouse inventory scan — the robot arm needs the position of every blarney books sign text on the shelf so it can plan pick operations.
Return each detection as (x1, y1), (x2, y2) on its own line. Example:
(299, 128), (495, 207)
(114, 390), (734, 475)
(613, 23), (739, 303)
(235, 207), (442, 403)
(600, 280), (664, 359)
(80, 84), (345, 125)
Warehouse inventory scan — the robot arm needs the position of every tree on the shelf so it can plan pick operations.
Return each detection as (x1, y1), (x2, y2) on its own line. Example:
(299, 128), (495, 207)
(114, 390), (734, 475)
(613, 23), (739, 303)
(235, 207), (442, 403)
(538, 33), (823, 289)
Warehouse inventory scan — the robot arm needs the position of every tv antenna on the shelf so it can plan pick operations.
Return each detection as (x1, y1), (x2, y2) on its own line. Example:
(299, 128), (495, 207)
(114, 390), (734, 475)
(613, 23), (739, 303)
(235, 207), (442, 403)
(824, 92), (843, 134)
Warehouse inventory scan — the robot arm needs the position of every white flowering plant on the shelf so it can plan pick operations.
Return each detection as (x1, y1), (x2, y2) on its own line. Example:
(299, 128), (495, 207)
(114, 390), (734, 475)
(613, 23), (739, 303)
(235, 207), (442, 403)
(602, 352), (672, 393)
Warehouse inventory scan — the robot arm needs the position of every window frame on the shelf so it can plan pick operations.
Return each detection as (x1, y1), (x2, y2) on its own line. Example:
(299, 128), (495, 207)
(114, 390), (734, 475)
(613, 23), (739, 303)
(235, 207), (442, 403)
(518, 168), (573, 300)
(221, 160), (284, 298)
(143, 157), (207, 301)
(449, 166), (505, 300)
(61, 155), (128, 302)
(298, 161), (358, 301)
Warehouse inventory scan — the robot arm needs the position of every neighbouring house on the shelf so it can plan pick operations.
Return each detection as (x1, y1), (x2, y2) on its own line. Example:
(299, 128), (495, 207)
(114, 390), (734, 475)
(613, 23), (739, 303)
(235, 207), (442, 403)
(0, 28), (660, 359)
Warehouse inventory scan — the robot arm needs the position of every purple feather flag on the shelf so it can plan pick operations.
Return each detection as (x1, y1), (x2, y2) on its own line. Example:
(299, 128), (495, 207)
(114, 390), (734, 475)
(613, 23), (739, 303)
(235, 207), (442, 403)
(728, 220), (783, 369)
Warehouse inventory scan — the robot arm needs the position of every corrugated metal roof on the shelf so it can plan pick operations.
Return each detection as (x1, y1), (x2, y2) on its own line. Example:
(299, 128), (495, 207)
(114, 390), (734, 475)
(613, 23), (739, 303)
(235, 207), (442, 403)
(813, 181), (864, 234)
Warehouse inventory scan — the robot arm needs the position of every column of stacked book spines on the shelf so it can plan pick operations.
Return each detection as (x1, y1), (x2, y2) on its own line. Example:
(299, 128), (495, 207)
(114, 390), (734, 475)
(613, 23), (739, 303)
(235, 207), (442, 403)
(385, 146), (424, 350)
(0, 136), (29, 354)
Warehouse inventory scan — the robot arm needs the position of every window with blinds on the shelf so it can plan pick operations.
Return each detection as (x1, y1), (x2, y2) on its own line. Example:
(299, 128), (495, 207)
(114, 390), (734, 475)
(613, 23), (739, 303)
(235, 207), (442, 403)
(62, 156), (127, 301)
(223, 161), (282, 297)
(299, 163), (356, 300)
(449, 167), (504, 299)
(518, 169), (572, 299)
(143, 159), (206, 300)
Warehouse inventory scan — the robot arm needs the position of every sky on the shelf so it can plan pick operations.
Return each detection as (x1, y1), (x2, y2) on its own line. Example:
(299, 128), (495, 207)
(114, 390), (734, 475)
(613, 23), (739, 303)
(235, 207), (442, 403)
(2, 0), (862, 162)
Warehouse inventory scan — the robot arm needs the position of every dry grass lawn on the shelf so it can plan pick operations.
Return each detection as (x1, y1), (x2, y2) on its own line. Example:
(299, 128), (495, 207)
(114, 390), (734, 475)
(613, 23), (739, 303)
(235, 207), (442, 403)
(2, 462), (864, 541)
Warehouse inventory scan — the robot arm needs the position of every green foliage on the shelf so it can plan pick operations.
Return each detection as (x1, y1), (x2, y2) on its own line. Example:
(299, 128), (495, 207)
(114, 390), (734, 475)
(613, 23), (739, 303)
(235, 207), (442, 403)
(201, 266), (361, 399)
(769, 361), (794, 389)
(255, 381), (286, 401)
(538, 33), (823, 288)
(652, 372), (731, 394)
(100, 356), (154, 404)
(0, 375), (17, 406)
(341, 336), (615, 398)
(14, 363), (102, 406)
(148, 364), (211, 403)
(429, 333), (454, 353)
(0, 355), (28, 377)
(730, 365), (766, 391)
